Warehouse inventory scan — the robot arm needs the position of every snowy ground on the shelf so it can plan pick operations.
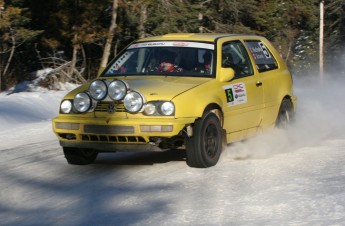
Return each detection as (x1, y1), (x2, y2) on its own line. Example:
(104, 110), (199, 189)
(1, 75), (345, 225)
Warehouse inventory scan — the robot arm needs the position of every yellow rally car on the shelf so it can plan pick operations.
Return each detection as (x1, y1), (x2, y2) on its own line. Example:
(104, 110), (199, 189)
(52, 33), (297, 168)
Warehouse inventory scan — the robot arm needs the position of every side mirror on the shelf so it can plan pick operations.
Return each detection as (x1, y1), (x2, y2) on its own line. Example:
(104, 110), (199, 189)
(218, 67), (235, 82)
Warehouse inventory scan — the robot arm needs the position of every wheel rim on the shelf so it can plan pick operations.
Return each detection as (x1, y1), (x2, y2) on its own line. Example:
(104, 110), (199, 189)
(281, 109), (290, 125)
(204, 123), (218, 158)
(278, 102), (291, 128)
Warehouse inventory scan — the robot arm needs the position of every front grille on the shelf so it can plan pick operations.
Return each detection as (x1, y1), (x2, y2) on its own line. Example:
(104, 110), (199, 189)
(81, 134), (146, 143)
(84, 125), (134, 134)
(95, 101), (125, 112)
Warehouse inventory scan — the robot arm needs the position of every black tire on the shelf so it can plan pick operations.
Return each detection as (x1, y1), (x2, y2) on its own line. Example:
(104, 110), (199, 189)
(63, 147), (98, 165)
(186, 113), (222, 168)
(276, 98), (295, 129)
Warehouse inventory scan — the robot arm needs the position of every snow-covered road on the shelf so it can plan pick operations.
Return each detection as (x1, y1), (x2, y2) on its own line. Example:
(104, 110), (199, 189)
(1, 76), (345, 225)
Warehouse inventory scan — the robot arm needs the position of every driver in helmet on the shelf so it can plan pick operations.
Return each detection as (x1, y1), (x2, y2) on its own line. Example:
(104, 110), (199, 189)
(157, 50), (183, 72)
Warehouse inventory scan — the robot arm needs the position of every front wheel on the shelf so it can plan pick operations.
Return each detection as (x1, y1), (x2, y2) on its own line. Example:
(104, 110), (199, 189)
(186, 113), (223, 168)
(63, 147), (98, 165)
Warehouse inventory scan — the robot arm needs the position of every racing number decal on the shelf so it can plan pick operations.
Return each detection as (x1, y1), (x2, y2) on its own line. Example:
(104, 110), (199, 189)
(225, 88), (234, 102)
(259, 42), (271, 59)
(223, 82), (247, 106)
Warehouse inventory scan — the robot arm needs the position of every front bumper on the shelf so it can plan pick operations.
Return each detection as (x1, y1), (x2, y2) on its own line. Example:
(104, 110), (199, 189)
(52, 116), (195, 152)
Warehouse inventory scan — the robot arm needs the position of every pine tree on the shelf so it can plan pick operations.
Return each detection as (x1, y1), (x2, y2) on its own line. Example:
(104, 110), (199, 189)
(0, 1), (42, 91)
(253, 0), (319, 73)
(324, 0), (345, 72)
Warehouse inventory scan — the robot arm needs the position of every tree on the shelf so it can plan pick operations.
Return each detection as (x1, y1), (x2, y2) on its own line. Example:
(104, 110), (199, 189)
(100, 0), (119, 69)
(125, 0), (153, 38)
(29, 0), (112, 83)
(196, 0), (257, 33)
(145, 0), (201, 35)
(0, 3), (42, 91)
(324, 0), (345, 72)
(253, 0), (319, 72)
(0, 0), (337, 91)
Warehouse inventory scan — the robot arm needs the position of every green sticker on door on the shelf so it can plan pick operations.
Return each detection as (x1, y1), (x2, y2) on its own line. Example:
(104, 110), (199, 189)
(223, 82), (247, 106)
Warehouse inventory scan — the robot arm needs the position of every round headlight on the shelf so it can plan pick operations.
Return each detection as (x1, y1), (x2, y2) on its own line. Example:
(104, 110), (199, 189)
(89, 79), (107, 100)
(60, 100), (72, 114)
(124, 91), (144, 113)
(73, 92), (91, 113)
(144, 103), (156, 115)
(108, 80), (127, 100)
(160, 102), (175, 116)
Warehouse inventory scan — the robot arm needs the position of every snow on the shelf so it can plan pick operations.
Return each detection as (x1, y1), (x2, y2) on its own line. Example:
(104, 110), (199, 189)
(1, 75), (345, 225)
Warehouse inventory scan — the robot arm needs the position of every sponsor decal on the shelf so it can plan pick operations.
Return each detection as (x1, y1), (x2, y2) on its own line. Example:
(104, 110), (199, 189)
(108, 52), (134, 73)
(259, 42), (271, 59)
(128, 41), (214, 50)
(173, 42), (189, 47)
(223, 82), (247, 106)
(247, 42), (271, 60)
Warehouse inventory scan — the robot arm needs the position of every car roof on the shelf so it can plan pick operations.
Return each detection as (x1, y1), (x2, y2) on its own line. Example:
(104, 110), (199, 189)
(136, 33), (262, 43)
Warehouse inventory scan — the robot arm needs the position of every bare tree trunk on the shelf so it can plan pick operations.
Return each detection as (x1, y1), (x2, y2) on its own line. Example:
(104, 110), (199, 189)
(100, 0), (118, 69)
(3, 31), (15, 78)
(198, 13), (203, 33)
(80, 44), (86, 72)
(34, 43), (45, 69)
(285, 41), (292, 63)
(69, 42), (78, 83)
(0, 66), (2, 92)
(0, 55), (2, 91)
(139, 3), (148, 38)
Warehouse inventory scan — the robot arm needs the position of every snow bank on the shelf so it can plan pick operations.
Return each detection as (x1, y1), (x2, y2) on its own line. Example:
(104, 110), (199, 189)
(0, 91), (66, 127)
(0, 82), (77, 149)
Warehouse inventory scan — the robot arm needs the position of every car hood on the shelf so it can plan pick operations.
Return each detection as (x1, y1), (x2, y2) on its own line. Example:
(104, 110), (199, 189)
(64, 76), (212, 101)
(120, 76), (212, 100)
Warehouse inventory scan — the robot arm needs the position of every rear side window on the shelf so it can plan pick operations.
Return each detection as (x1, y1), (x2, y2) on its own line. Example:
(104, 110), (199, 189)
(245, 40), (278, 72)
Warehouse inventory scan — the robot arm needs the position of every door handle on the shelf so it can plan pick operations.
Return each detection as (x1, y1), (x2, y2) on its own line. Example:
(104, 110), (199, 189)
(256, 81), (262, 87)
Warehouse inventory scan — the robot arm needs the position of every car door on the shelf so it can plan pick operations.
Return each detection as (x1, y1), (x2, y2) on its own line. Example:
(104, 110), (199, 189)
(244, 39), (287, 127)
(217, 39), (264, 139)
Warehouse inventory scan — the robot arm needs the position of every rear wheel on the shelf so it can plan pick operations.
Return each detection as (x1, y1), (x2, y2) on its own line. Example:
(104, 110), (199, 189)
(186, 113), (222, 168)
(63, 147), (98, 165)
(276, 98), (295, 128)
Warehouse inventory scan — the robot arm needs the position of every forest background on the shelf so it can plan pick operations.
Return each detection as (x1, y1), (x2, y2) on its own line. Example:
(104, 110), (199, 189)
(0, 0), (344, 92)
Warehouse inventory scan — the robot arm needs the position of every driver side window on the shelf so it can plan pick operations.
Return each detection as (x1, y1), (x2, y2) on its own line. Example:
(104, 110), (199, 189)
(222, 41), (253, 77)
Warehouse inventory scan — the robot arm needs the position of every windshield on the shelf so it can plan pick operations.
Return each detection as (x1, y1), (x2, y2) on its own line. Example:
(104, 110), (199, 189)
(102, 41), (215, 77)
